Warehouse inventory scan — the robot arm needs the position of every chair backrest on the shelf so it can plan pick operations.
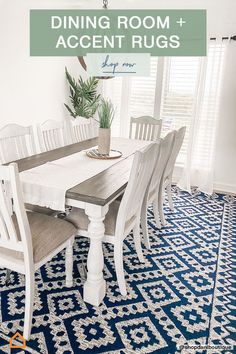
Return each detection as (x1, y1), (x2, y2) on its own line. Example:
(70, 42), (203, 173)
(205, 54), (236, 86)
(129, 116), (162, 141)
(164, 126), (186, 180)
(0, 163), (33, 262)
(70, 118), (94, 143)
(0, 124), (36, 164)
(149, 131), (176, 197)
(116, 142), (158, 238)
(38, 120), (67, 152)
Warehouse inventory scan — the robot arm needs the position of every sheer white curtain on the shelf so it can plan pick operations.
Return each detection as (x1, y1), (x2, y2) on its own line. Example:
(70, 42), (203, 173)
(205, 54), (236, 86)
(178, 40), (227, 194)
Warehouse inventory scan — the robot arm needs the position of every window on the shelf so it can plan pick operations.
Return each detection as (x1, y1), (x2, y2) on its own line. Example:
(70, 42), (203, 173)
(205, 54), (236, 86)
(160, 57), (201, 164)
(102, 57), (158, 137)
(129, 58), (158, 118)
(102, 42), (226, 168)
(102, 77), (123, 137)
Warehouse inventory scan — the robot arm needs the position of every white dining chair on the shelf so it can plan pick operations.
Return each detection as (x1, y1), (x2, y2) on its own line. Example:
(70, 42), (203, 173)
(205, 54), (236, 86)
(141, 131), (175, 248)
(66, 143), (158, 296)
(69, 118), (95, 143)
(37, 120), (67, 152)
(129, 116), (162, 141)
(0, 124), (36, 164)
(158, 126), (186, 226)
(0, 163), (76, 340)
(0, 124), (57, 216)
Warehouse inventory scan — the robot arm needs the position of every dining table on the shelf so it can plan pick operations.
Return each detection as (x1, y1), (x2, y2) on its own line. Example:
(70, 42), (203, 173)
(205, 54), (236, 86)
(15, 137), (151, 307)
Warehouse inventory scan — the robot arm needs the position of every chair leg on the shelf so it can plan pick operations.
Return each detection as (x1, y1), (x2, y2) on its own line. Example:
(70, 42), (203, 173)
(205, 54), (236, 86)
(153, 198), (162, 229)
(23, 272), (35, 341)
(114, 243), (127, 296)
(65, 238), (74, 287)
(158, 183), (167, 226)
(5, 269), (11, 286)
(167, 182), (174, 211)
(141, 201), (150, 249)
(133, 222), (145, 263)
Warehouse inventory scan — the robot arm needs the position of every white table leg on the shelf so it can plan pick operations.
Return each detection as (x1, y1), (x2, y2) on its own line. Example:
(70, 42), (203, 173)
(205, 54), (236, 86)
(84, 203), (108, 306)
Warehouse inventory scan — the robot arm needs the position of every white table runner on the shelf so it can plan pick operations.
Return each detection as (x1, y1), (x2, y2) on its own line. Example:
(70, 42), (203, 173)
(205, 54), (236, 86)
(20, 138), (150, 211)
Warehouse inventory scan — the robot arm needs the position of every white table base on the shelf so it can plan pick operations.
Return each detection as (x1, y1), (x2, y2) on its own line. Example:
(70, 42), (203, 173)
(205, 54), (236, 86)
(84, 204), (108, 306)
(66, 199), (109, 306)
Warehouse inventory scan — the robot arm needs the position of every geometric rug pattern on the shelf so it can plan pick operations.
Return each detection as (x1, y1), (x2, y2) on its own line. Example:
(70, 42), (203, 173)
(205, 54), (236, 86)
(0, 188), (235, 353)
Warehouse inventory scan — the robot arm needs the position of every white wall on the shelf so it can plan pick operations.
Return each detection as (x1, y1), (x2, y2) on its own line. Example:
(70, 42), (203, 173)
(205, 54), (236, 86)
(0, 0), (235, 192)
(214, 43), (236, 193)
(0, 0), (85, 127)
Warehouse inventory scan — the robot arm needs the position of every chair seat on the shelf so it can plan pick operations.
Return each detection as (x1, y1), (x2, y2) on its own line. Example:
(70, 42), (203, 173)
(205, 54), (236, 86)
(0, 212), (76, 263)
(66, 200), (121, 236)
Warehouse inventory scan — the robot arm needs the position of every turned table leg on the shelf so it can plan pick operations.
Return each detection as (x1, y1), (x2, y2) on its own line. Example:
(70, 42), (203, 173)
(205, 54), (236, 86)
(83, 203), (108, 306)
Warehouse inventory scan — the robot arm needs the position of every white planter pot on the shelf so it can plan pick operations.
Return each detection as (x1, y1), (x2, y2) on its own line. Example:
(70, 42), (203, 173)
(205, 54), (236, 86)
(98, 128), (111, 155)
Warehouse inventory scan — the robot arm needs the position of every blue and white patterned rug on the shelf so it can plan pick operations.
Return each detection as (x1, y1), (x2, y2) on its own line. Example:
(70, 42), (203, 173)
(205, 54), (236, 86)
(0, 189), (235, 353)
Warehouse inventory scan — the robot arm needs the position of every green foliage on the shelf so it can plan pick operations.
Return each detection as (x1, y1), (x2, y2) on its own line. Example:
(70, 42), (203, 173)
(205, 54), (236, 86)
(98, 98), (115, 129)
(64, 68), (100, 119)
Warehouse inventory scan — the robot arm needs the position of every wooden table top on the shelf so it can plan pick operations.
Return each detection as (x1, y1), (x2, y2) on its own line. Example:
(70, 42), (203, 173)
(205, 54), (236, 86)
(16, 138), (133, 206)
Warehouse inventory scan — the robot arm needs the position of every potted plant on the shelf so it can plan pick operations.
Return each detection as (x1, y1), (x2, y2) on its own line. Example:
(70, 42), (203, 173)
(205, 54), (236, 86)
(97, 98), (115, 155)
(64, 67), (100, 119)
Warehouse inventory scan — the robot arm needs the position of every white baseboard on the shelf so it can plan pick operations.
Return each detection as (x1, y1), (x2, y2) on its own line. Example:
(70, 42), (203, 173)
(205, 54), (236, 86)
(173, 166), (236, 195)
(213, 182), (236, 195)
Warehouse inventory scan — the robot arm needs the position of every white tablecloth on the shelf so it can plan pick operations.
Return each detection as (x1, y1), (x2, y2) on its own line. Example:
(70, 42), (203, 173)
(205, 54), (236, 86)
(20, 138), (150, 211)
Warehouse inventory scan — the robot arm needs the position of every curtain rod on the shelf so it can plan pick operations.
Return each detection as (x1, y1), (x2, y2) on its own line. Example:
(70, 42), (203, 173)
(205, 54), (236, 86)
(210, 35), (236, 41)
